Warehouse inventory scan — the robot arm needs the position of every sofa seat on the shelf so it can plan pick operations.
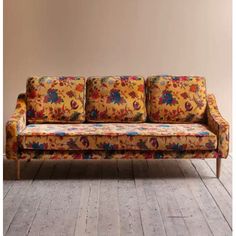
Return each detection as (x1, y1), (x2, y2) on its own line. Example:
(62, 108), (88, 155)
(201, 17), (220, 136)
(18, 123), (217, 151)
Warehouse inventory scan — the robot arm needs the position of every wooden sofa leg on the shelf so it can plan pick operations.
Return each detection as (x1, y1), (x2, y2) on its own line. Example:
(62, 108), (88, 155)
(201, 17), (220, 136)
(16, 159), (20, 180)
(216, 158), (221, 178)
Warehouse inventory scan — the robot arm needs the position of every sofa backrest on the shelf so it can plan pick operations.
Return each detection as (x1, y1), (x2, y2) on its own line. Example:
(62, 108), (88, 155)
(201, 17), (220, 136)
(146, 76), (207, 123)
(86, 76), (147, 122)
(26, 76), (86, 123)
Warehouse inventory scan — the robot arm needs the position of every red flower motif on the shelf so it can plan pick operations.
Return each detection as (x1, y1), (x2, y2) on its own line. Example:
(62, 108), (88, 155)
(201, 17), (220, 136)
(189, 84), (199, 92)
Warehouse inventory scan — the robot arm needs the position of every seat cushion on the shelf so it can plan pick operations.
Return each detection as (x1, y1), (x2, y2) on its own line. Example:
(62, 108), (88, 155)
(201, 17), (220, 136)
(146, 76), (207, 123)
(26, 76), (86, 123)
(19, 123), (217, 151)
(86, 76), (146, 122)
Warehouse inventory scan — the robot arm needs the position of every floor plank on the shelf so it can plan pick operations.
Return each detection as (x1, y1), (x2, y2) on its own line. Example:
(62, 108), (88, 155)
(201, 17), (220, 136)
(133, 160), (166, 236)
(178, 159), (232, 235)
(73, 161), (101, 236)
(3, 158), (232, 236)
(117, 160), (143, 236)
(191, 159), (232, 229)
(5, 161), (55, 236)
(3, 160), (42, 235)
(97, 160), (120, 236)
(3, 160), (27, 198)
(161, 160), (213, 236)
(147, 160), (190, 236)
(205, 157), (232, 196)
(26, 160), (74, 236)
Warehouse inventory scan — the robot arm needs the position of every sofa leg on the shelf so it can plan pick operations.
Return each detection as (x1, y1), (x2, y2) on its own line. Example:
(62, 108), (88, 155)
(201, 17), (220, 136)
(16, 159), (20, 180)
(216, 158), (221, 178)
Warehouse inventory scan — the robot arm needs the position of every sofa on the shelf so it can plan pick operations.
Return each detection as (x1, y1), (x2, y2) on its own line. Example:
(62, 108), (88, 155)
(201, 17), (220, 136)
(6, 76), (229, 179)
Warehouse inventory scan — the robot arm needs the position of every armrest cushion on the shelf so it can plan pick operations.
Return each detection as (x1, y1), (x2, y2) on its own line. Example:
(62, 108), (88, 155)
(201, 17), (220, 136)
(206, 94), (229, 158)
(6, 93), (27, 159)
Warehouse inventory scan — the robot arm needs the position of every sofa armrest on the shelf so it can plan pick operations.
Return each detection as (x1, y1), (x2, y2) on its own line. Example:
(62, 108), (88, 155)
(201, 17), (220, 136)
(206, 94), (229, 158)
(6, 93), (27, 159)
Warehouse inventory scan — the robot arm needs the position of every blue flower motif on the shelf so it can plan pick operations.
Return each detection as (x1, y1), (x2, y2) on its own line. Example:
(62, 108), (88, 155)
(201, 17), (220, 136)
(167, 143), (186, 151)
(102, 143), (116, 150)
(28, 124), (36, 127)
(55, 132), (66, 136)
(44, 89), (63, 104)
(90, 109), (98, 119)
(111, 90), (122, 103)
(31, 142), (45, 150)
(154, 153), (164, 159)
(27, 108), (35, 118)
(47, 89), (60, 103)
(59, 76), (67, 80)
(127, 131), (139, 136)
(68, 128), (78, 131)
(197, 131), (209, 136)
(172, 77), (180, 81)
(107, 89), (125, 104)
(160, 91), (177, 105)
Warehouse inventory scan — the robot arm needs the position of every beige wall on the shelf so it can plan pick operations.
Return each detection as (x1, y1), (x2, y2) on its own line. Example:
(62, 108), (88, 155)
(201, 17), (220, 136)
(4, 0), (232, 150)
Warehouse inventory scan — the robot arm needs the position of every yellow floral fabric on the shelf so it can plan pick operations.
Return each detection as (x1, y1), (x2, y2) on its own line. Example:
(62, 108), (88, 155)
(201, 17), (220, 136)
(207, 94), (229, 158)
(6, 94), (27, 160)
(26, 76), (86, 123)
(86, 76), (146, 122)
(146, 76), (207, 123)
(18, 123), (217, 151)
(20, 150), (219, 160)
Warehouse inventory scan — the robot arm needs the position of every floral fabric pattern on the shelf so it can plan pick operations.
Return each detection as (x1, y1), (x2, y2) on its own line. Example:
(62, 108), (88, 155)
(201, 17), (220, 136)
(6, 93), (27, 160)
(207, 94), (229, 158)
(18, 123), (217, 151)
(5, 76), (229, 161)
(20, 150), (219, 160)
(86, 76), (146, 122)
(146, 76), (207, 123)
(26, 76), (86, 123)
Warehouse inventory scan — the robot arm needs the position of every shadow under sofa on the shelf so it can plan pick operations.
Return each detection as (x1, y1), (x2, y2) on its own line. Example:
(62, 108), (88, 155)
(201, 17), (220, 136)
(5, 75), (229, 179)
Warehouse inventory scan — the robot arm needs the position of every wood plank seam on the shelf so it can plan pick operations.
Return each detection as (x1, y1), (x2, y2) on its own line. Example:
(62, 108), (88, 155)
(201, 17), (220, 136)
(147, 160), (192, 236)
(146, 160), (168, 236)
(161, 161), (209, 235)
(4, 161), (43, 235)
(131, 160), (145, 236)
(190, 160), (232, 230)
(204, 160), (231, 197)
(25, 161), (57, 236)
(4, 161), (28, 199)
(177, 160), (231, 235)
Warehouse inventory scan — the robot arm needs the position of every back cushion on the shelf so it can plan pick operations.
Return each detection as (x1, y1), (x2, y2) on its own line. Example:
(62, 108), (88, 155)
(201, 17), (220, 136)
(86, 76), (146, 122)
(26, 76), (86, 123)
(146, 76), (207, 123)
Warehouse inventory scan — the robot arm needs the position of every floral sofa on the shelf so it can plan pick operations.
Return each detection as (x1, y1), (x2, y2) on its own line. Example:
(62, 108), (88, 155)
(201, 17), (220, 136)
(6, 76), (229, 179)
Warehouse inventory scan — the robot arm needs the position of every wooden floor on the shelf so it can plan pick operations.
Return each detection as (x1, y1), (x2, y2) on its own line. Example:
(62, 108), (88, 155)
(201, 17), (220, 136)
(3, 157), (232, 236)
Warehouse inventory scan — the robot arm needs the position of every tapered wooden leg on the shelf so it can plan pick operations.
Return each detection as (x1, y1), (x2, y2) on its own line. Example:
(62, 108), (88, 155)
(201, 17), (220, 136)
(16, 159), (20, 180)
(216, 158), (221, 178)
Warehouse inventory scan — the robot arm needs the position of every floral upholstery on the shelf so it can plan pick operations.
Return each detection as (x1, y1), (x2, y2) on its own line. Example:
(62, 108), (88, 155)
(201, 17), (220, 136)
(18, 123), (217, 151)
(5, 76), (229, 161)
(6, 94), (27, 160)
(146, 76), (207, 123)
(86, 76), (146, 122)
(207, 94), (229, 158)
(26, 76), (86, 123)
(20, 150), (219, 160)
